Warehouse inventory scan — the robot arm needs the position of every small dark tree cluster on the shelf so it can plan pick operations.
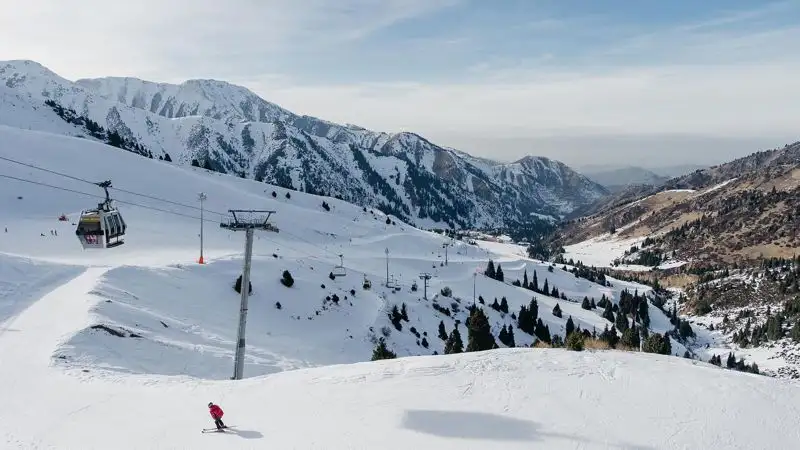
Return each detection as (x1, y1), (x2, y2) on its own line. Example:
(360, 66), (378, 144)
(466, 308), (496, 352)
(552, 303), (562, 318)
(489, 297), (509, 314)
(598, 325), (620, 348)
(498, 324), (516, 347)
(389, 305), (403, 331)
(617, 289), (650, 328)
(438, 320), (448, 341)
(709, 352), (759, 374)
(280, 270), (294, 287)
(566, 332), (584, 351)
(432, 302), (452, 317)
(234, 274), (253, 295)
(642, 332), (672, 355)
(534, 318), (551, 344)
(517, 298), (539, 335)
(484, 260), (504, 282)
(444, 326), (464, 354)
(371, 337), (397, 361)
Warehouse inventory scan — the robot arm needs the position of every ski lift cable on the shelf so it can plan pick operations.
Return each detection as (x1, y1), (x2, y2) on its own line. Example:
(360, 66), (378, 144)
(0, 170), (349, 266)
(0, 168), (417, 289)
(0, 155), (416, 281)
(1, 172), (386, 282)
(0, 155), (227, 216)
(0, 173), (222, 223)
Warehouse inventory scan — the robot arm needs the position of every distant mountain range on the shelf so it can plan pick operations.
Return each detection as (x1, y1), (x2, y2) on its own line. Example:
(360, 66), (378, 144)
(0, 60), (608, 228)
(555, 140), (800, 266)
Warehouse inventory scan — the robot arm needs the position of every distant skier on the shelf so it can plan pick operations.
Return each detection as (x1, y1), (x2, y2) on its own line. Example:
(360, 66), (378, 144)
(208, 402), (226, 430)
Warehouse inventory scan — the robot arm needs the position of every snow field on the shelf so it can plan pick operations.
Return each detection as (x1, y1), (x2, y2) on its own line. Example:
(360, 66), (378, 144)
(3, 125), (800, 448)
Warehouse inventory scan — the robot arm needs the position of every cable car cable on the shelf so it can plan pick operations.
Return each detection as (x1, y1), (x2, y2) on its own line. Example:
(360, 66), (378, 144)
(0, 155), (227, 216)
(0, 169), (411, 287)
(0, 173), (222, 223)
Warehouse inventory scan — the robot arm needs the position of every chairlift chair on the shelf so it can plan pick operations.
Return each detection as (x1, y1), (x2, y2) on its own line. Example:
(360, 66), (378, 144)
(75, 180), (127, 249)
(332, 254), (346, 277)
(363, 275), (372, 290)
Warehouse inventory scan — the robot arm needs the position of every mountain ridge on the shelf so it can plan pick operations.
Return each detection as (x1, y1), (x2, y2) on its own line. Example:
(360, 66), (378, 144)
(0, 59), (608, 229)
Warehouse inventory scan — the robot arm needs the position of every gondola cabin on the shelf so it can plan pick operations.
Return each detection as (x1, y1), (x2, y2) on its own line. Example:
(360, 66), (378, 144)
(75, 207), (126, 249)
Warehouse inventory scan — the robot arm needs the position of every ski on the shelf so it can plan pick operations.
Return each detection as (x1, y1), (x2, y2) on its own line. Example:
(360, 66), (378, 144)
(201, 425), (235, 433)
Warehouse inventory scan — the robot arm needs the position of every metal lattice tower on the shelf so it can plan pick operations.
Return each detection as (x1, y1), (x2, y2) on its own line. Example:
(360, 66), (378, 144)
(419, 273), (432, 300)
(220, 210), (278, 380)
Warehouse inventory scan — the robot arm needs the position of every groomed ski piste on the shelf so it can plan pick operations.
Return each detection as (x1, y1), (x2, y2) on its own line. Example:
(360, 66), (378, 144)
(2, 124), (800, 449)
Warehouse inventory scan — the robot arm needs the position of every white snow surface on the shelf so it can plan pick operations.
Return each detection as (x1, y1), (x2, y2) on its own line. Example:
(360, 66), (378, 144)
(2, 125), (800, 448)
(562, 233), (645, 268)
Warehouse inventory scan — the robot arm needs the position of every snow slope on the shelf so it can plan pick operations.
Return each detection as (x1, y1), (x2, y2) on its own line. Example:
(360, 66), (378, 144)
(2, 266), (799, 449)
(0, 123), (682, 375)
(2, 125), (799, 447)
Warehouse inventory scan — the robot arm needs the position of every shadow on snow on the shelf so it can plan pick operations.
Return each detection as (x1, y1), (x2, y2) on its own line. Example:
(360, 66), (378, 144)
(401, 409), (655, 449)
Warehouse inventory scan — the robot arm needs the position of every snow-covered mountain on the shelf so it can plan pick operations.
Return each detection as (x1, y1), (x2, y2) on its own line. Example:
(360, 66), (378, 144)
(0, 60), (608, 228)
(1, 123), (798, 448)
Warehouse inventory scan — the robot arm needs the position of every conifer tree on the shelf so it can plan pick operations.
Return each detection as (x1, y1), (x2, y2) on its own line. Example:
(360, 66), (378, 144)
(532, 270), (539, 292)
(523, 270), (529, 289)
(401, 303), (409, 322)
(500, 297), (509, 314)
(621, 324), (640, 349)
(518, 305), (534, 335)
(642, 333), (669, 355)
(565, 316), (575, 337)
(581, 297), (591, 310)
(616, 311), (629, 332)
(602, 302), (615, 323)
(535, 318), (551, 343)
(529, 298), (539, 323)
(507, 324), (516, 347)
(591, 298), (597, 309)
(552, 303), (562, 318)
(566, 331), (584, 351)
(638, 299), (650, 327)
(543, 279), (549, 296)
(438, 320), (448, 341)
(466, 308), (496, 352)
(485, 260), (496, 279)
(496, 264), (504, 282)
(371, 337), (397, 360)
(444, 326), (464, 354)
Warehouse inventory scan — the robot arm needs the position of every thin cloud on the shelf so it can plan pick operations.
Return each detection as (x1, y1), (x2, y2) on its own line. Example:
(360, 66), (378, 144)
(0, 0), (459, 80)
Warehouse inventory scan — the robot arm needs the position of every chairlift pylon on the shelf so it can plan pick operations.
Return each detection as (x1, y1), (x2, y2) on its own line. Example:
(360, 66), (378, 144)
(75, 180), (126, 249)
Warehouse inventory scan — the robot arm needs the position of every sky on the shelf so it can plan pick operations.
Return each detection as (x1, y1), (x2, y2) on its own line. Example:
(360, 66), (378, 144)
(0, 0), (799, 168)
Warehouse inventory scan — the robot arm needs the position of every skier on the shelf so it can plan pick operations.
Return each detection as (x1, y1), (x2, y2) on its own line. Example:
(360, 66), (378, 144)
(208, 402), (226, 430)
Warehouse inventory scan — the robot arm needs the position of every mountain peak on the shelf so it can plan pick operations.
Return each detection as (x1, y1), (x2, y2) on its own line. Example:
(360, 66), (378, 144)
(0, 59), (608, 227)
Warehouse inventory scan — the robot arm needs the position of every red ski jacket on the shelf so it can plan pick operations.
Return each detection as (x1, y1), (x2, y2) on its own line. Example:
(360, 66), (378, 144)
(209, 405), (224, 419)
